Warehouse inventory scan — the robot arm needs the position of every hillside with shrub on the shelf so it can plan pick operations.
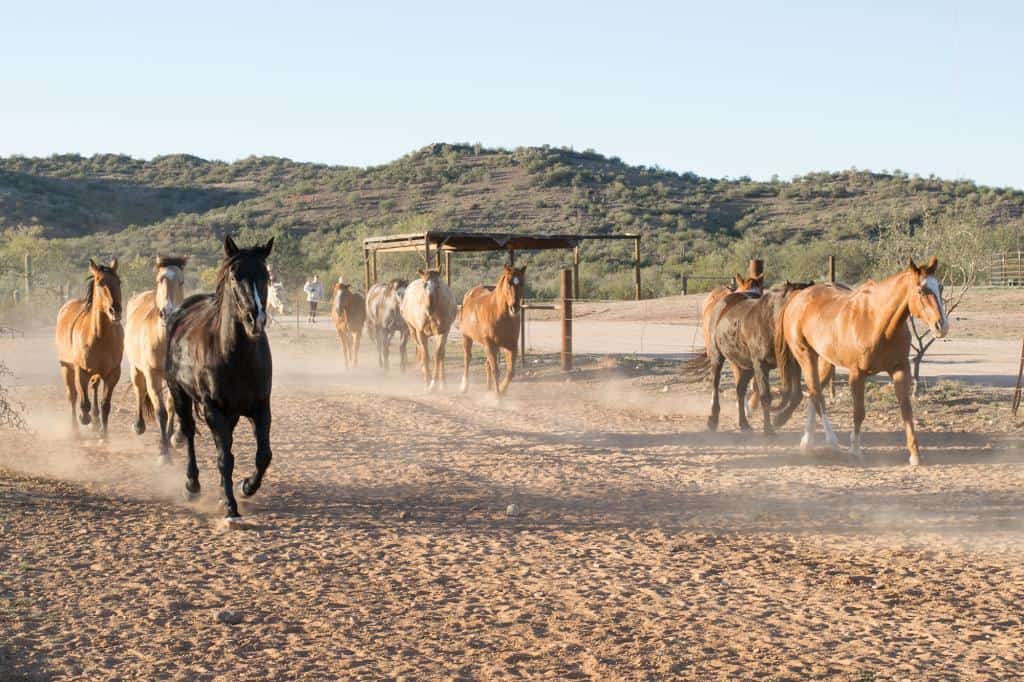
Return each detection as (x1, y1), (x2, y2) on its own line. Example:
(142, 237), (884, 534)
(1, 143), (1022, 317)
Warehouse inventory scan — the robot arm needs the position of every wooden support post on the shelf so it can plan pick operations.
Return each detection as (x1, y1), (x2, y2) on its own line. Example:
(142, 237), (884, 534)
(434, 248), (442, 271)
(827, 255), (836, 284)
(572, 245), (580, 300)
(444, 251), (451, 287)
(1014, 336), (1024, 417)
(363, 249), (371, 291)
(633, 237), (642, 301)
(682, 275), (688, 296)
(748, 259), (764, 279)
(509, 249), (516, 266)
(520, 305), (527, 369)
(560, 268), (573, 371)
(371, 251), (379, 286)
(23, 254), (32, 297)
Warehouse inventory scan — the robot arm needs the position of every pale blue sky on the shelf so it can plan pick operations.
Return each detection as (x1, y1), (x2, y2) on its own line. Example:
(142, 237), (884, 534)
(3, 1), (1022, 187)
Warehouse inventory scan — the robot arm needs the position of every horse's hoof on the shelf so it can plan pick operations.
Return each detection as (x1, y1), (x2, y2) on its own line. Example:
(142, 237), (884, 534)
(133, 420), (145, 435)
(239, 478), (259, 498)
(171, 430), (186, 448)
(80, 413), (92, 426)
(157, 453), (172, 466)
(799, 435), (813, 452)
(705, 419), (718, 433)
(185, 478), (201, 498)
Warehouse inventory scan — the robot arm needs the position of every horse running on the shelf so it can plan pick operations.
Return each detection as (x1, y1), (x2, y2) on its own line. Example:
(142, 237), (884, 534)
(55, 259), (124, 438)
(705, 281), (811, 434)
(125, 256), (187, 462)
(776, 257), (949, 465)
(331, 281), (366, 369)
(400, 269), (457, 391)
(459, 265), (527, 396)
(366, 278), (409, 372)
(166, 236), (275, 519)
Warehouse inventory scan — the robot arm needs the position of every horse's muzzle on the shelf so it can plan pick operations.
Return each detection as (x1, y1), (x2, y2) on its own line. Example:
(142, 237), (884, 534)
(933, 320), (950, 339)
(244, 313), (265, 337)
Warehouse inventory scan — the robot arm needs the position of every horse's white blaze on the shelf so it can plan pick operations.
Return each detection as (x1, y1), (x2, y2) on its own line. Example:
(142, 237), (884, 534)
(254, 284), (265, 325)
(164, 269), (176, 281)
(512, 277), (520, 286)
(924, 275), (949, 336)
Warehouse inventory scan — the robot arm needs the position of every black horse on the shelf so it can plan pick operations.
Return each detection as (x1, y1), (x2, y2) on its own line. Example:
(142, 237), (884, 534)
(166, 235), (274, 519)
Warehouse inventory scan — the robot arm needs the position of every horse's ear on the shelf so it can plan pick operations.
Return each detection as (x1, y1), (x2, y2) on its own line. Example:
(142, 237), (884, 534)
(89, 258), (99, 272)
(754, 274), (765, 285)
(734, 273), (743, 287)
(519, 265), (527, 274)
(109, 257), (118, 272)
(260, 237), (275, 257)
(417, 268), (426, 278)
(925, 255), (938, 275)
(224, 235), (239, 257)
(907, 257), (919, 272)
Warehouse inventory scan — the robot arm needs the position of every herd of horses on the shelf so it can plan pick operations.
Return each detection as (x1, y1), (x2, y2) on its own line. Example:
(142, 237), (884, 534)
(53, 235), (949, 519)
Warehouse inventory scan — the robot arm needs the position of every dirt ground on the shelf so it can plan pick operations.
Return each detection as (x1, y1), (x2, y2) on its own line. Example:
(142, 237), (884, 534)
(2, 305), (1024, 680)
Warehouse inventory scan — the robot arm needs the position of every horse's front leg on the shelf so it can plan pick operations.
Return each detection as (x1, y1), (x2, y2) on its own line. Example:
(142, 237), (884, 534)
(848, 370), (866, 458)
(498, 347), (516, 395)
(131, 368), (148, 435)
(172, 388), (200, 497)
(417, 330), (432, 388)
(433, 332), (449, 390)
(460, 335), (473, 394)
(891, 364), (920, 466)
(352, 330), (361, 367)
(399, 330), (409, 373)
(75, 368), (91, 426)
(60, 364), (79, 437)
(242, 402), (273, 498)
(148, 370), (171, 463)
(205, 403), (241, 518)
(379, 327), (389, 370)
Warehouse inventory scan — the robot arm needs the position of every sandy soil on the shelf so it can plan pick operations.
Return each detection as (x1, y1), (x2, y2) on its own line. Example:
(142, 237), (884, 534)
(2, 319), (1024, 680)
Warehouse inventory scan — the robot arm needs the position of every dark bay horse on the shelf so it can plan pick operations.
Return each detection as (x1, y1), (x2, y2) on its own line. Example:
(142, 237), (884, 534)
(366, 278), (409, 371)
(776, 257), (949, 465)
(705, 281), (812, 434)
(166, 236), (275, 519)
(55, 259), (124, 438)
(459, 265), (527, 396)
(331, 281), (366, 370)
(125, 256), (187, 462)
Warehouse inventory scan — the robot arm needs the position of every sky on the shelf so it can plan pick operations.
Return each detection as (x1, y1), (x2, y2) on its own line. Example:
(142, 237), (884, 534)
(3, 1), (1022, 187)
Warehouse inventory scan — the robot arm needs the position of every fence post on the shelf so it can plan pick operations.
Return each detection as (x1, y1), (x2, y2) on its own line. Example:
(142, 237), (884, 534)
(23, 254), (32, 297)
(827, 255), (836, 284)
(444, 251), (452, 287)
(363, 248), (370, 291)
(519, 305), (527, 369)
(572, 245), (580, 300)
(560, 268), (573, 371)
(748, 259), (764, 279)
(682, 275), (688, 296)
(633, 236), (642, 301)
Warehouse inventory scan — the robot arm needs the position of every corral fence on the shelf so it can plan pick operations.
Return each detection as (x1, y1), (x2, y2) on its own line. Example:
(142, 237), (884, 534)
(989, 251), (1024, 287)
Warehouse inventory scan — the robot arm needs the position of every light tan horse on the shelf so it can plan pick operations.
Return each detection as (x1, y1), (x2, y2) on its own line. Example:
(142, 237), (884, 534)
(459, 265), (527, 396)
(55, 259), (124, 438)
(331, 281), (366, 369)
(125, 256), (187, 461)
(400, 269), (457, 391)
(776, 257), (949, 465)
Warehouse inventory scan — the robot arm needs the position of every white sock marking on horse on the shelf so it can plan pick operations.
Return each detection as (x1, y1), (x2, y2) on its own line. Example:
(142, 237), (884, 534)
(800, 401), (816, 450)
(849, 431), (861, 456)
(253, 284), (265, 326)
(820, 409), (839, 449)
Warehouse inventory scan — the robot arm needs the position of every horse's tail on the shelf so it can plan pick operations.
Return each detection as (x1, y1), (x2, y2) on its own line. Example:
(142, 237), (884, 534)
(679, 350), (710, 382)
(774, 300), (795, 403)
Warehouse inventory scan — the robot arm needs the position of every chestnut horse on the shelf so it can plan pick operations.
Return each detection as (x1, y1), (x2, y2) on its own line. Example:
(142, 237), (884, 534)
(400, 269), (457, 391)
(459, 265), (527, 396)
(705, 281), (812, 434)
(331, 281), (366, 369)
(776, 257), (949, 465)
(166, 236), (274, 520)
(125, 256), (187, 462)
(55, 259), (124, 438)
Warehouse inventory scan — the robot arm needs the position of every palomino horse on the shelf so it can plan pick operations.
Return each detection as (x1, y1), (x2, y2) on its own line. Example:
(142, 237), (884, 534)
(55, 259), (124, 438)
(705, 281), (812, 434)
(366, 278), (409, 372)
(331, 281), (366, 369)
(267, 282), (287, 322)
(125, 256), (187, 462)
(166, 236), (274, 519)
(459, 265), (527, 396)
(400, 269), (457, 391)
(776, 257), (949, 465)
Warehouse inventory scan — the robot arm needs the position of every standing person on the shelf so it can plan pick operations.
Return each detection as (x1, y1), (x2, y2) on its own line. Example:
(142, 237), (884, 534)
(303, 274), (324, 323)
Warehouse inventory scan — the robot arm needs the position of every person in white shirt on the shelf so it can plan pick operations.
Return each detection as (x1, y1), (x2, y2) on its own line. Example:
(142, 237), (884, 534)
(303, 274), (324, 323)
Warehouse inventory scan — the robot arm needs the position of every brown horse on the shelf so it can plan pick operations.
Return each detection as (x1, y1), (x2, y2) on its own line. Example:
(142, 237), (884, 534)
(55, 259), (124, 438)
(331, 281), (366, 369)
(699, 272), (765, 413)
(776, 257), (949, 465)
(459, 265), (527, 396)
(400, 269), (457, 391)
(125, 256), (187, 461)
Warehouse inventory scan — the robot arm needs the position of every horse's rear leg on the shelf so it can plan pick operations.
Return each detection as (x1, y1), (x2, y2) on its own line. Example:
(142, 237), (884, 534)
(706, 354), (723, 432)
(460, 335), (473, 393)
(752, 360), (773, 436)
(205, 403), (241, 518)
(353, 330), (361, 367)
(172, 387), (200, 497)
(891, 364), (921, 466)
(60, 364), (79, 437)
(772, 356), (804, 428)
(148, 371), (172, 463)
(790, 343), (823, 451)
(848, 370), (866, 458)
(242, 401), (273, 498)
(131, 368), (147, 435)
(379, 328), (389, 370)
(399, 331), (408, 373)
(735, 367), (753, 432)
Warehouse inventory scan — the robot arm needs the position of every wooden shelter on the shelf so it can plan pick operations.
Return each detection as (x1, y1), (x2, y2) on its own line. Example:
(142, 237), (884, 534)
(362, 231), (643, 300)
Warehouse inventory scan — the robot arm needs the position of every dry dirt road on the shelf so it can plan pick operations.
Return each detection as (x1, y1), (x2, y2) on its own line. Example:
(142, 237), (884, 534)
(2, 316), (1024, 680)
